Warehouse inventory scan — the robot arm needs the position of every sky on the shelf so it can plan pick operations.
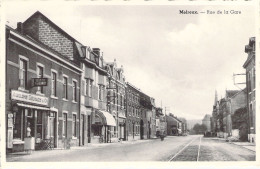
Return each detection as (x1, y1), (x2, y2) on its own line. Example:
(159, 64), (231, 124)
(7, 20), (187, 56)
(3, 2), (256, 120)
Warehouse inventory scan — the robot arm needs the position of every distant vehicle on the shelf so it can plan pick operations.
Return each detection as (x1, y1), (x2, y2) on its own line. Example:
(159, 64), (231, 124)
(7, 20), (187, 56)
(204, 131), (214, 137)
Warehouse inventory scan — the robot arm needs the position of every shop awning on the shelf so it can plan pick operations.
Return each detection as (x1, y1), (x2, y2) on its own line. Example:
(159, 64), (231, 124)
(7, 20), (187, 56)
(17, 103), (50, 111)
(96, 110), (116, 126)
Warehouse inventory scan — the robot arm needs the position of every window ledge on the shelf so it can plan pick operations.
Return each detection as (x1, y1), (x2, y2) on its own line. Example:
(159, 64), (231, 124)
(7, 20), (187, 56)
(18, 87), (29, 93)
(72, 101), (77, 104)
(62, 98), (68, 102)
(50, 95), (58, 99)
(72, 137), (77, 140)
(36, 91), (45, 96)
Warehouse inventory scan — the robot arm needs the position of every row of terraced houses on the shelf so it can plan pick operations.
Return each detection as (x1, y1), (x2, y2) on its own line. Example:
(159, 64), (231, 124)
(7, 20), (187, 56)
(5, 11), (169, 152)
(210, 37), (255, 143)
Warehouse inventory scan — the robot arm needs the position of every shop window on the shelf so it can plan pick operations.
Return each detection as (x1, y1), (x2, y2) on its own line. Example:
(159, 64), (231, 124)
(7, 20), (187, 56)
(51, 72), (57, 97)
(72, 81), (77, 102)
(19, 58), (28, 89)
(36, 111), (43, 140)
(63, 76), (68, 99)
(13, 111), (23, 140)
(63, 113), (67, 137)
(37, 65), (44, 93)
(72, 114), (76, 137)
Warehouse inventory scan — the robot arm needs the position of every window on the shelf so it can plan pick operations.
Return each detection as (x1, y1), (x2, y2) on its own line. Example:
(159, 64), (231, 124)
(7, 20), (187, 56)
(63, 113), (67, 137)
(248, 71), (251, 93)
(98, 85), (102, 100)
(72, 114), (76, 137)
(72, 81), (77, 102)
(51, 72), (57, 96)
(63, 76), (68, 99)
(37, 65), (44, 93)
(85, 79), (88, 96)
(19, 59), (27, 89)
(89, 79), (93, 97)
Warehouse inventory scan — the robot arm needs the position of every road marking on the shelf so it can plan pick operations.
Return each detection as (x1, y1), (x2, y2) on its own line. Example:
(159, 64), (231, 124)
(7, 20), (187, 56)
(168, 136), (200, 162)
(197, 136), (202, 161)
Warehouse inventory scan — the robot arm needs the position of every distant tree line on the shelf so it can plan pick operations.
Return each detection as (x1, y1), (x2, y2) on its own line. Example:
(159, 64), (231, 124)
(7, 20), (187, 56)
(191, 123), (207, 134)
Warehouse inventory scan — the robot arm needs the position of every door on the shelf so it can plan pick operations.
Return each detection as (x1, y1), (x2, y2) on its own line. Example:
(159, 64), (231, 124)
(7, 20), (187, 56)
(140, 120), (144, 139)
(88, 115), (91, 143)
(80, 115), (84, 145)
(49, 114), (55, 147)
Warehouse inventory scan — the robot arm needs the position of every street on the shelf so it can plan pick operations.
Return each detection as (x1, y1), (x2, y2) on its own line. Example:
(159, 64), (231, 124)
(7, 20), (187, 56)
(7, 135), (255, 162)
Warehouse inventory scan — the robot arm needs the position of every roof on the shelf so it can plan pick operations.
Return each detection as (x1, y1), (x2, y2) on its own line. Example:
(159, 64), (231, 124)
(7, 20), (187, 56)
(6, 25), (82, 72)
(226, 90), (240, 98)
(23, 11), (82, 45)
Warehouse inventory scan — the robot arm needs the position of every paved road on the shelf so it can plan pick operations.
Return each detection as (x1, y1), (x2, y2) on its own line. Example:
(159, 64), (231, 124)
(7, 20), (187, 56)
(7, 135), (255, 162)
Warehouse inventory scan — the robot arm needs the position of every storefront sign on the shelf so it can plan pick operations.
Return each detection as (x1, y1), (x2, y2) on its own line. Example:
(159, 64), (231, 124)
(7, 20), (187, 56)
(32, 78), (48, 87)
(11, 90), (48, 106)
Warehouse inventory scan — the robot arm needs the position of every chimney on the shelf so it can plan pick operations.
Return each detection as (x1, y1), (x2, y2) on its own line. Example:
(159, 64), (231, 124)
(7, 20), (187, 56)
(92, 48), (100, 57)
(17, 22), (23, 34)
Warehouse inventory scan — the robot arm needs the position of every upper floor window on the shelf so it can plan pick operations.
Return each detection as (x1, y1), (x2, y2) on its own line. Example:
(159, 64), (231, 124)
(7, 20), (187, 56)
(89, 79), (93, 97)
(63, 76), (68, 99)
(19, 59), (27, 89)
(51, 72), (57, 97)
(247, 71), (251, 93)
(85, 79), (88, 96)
(37, 65), (44, 93)
(72, 81), (77, 102)
(98, 85), (104, 101)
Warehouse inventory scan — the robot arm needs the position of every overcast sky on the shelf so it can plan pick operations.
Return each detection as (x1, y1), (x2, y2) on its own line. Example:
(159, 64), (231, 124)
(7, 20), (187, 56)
(3, 2), (256, 120)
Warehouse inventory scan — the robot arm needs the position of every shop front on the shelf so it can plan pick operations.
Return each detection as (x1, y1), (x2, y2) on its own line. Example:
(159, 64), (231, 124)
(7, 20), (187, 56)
(91, 110), (116, 143)
(7, 90), (57, 152)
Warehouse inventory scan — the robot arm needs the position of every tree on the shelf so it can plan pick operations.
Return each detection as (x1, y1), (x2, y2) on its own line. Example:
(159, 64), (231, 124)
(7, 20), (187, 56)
(232, 107), (248, 141)
(193, 123), (207, 134)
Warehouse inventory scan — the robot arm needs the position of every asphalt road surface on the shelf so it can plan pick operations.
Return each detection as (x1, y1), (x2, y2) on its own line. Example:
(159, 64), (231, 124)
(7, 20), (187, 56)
(7, 135), (255, 162)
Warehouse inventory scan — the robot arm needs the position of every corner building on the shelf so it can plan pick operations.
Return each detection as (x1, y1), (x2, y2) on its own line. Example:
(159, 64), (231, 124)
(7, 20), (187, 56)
(243, 37), (256, 143)
(6, 18), (82, 151)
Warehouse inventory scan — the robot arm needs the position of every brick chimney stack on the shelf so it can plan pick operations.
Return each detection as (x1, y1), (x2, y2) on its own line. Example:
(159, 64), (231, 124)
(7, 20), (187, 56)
(93, 48), (100, 57)
(17, 22), (23, 34)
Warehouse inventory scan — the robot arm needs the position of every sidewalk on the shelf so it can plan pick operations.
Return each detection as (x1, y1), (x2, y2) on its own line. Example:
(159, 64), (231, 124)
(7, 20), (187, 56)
(6, 138), (154, 161)
(207, 137), (256, 152)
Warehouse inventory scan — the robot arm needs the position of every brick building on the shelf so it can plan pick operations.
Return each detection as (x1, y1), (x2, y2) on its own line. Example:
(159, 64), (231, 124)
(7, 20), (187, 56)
(243, 37), (256, 143)
(139, 92), (154, 139)
(105, 60), (126, 141)
(125, 82), (142, 141)
(6, 19), (82, 152)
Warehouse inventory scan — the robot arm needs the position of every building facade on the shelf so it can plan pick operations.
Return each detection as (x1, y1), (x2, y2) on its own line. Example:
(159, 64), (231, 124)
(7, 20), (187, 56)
(139, 92), (154, 139)
(6, 21), (82, 152)
(222, 90), (246, 138)
(125, 82), (142, 141)
(243, 37), (256, 143)
(79, 47), (114, 144)
(105, 60), (127, 141)
(202, 114), (212, 132)
(166, 114), (182, 136)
